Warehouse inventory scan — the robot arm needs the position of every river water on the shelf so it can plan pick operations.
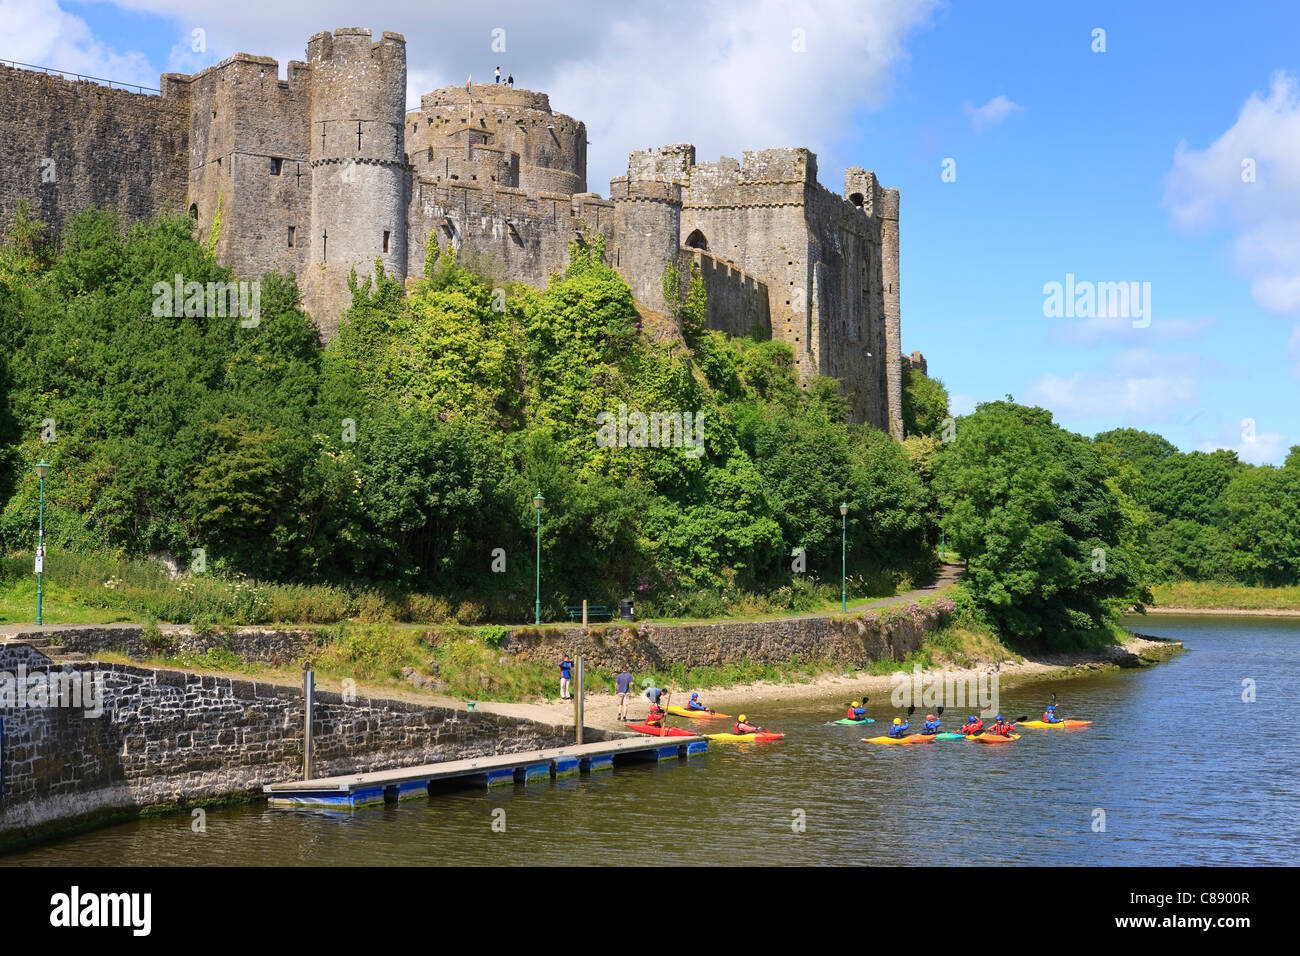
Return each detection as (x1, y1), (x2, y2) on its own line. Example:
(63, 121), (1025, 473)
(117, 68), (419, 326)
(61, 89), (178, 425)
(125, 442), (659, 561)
(5, 614), (1296, 865)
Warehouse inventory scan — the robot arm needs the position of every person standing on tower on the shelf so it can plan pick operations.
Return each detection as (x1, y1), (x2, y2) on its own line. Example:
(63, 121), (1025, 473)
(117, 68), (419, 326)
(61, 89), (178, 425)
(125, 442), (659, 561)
(494, 66), (501, 83)
(507, 73), (514, 88)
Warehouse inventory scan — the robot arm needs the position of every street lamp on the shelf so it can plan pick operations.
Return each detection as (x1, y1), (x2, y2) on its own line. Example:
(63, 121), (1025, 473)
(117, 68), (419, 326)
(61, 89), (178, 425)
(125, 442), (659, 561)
(840, 502), (849, 614)
(533, 490), (545, 625)
(35, 460), (51, 625)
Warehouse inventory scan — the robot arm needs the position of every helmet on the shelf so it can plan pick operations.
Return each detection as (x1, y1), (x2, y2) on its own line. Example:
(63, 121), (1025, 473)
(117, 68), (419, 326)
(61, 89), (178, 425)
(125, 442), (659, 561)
(739, 714), (747, 722)
(1046, 704), (1055, 711)
(925, 714), (936, 722)
(691, 692), (699, 699)
(996, 715), (1004, 722)
(966, 716), (977, 723)
(852, 700), (861, 708)
(893, 718), (902, 725)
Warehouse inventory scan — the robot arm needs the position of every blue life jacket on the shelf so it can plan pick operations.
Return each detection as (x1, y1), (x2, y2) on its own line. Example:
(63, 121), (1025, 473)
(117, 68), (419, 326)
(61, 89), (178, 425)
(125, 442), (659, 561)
(923, 720), (940, 734)
(889, 721), (909, 738)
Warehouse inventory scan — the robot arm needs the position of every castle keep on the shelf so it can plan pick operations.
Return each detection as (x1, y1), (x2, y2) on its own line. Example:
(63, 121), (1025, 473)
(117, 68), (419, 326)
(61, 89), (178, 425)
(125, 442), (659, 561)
(0, 27), (907, 435)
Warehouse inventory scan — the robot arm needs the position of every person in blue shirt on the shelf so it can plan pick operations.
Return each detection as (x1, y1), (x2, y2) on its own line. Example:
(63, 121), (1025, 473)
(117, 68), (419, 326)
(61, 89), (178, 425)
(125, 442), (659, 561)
(845, 700), (867, 720)
(615, 666), (633, 722)
(1043, 704), (1063, 724)
(889, 717), (909, 738)
(686, 691), (710, 712)
(558, 656), (573, 700)
(921, 713), (941, 735)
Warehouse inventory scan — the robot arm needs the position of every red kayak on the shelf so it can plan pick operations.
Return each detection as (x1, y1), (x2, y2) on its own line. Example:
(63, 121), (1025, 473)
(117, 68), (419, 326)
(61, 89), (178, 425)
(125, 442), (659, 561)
(624, 722), (695, 738)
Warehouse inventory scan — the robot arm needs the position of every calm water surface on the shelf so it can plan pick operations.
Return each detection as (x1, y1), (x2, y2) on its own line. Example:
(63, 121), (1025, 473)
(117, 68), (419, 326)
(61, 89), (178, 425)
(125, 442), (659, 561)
(6, 615), (1297, 865)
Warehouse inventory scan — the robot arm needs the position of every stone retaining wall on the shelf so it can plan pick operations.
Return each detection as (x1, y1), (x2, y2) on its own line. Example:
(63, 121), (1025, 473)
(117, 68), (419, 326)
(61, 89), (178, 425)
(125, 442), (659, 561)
(504, 606), (947, 670)
(0, 648), (606, 838)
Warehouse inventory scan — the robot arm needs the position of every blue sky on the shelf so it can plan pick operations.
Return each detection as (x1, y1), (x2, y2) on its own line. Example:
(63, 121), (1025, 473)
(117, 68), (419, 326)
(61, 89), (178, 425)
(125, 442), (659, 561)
(5, 0), (1298, 463)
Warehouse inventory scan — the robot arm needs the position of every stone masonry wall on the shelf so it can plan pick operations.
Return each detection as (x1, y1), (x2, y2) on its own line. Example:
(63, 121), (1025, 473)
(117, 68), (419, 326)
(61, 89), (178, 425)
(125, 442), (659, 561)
(0, 647), (608, 836)
(503, 608), (945, 672)
(0, 64), (189, 240)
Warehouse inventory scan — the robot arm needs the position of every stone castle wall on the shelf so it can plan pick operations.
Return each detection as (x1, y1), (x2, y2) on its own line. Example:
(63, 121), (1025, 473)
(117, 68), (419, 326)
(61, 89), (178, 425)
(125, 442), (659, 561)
(0, 27), (909, 434)
(0, 64), (189, 240)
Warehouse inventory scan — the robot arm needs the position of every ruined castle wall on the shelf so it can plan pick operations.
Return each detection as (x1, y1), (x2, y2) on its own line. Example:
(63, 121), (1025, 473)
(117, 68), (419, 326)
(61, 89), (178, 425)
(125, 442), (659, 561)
(805, 179), (890, 429)
(679, 149), (817, 381)
(406, 180), (615, 290)
(177, 55), (314, 290)
(687, 248), (771, 339)
(0, 65), (189, 240)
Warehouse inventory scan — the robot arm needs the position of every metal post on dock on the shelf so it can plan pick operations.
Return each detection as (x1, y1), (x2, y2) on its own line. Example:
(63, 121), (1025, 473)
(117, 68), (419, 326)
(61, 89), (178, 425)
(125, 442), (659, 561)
(582, 599), (588, 627)
(302, 665), (315, 781)
(575, 656), (584, 745)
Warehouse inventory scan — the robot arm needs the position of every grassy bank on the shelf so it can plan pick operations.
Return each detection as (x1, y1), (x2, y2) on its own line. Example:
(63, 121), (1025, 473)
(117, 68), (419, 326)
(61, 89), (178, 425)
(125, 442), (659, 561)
(0, 551), (919, 629)
(1149, 581), (1300, 611)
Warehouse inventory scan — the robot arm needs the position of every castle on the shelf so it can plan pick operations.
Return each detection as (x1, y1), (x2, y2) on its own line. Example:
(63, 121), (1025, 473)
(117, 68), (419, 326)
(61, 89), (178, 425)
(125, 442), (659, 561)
(0, 27), (911, 436)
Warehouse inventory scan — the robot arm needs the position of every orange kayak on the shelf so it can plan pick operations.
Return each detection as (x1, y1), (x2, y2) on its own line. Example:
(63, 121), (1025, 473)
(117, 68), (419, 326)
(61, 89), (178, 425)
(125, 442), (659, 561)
(972, 732), (1020, 743)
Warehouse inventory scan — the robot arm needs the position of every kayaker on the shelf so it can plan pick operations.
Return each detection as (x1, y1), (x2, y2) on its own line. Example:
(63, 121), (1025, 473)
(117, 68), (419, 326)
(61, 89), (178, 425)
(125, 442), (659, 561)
(921, 713), (941, 735)
(646, 703), (667, 728)
(846, 700), (866, 720)
(686, 691), (710, 712)
(734, 713), (761, 735)
(960, 715), (985, 736)
(888, 717), (909, 738)
(988, 714), (1014, 736)
(1042, 703), (1064, 724)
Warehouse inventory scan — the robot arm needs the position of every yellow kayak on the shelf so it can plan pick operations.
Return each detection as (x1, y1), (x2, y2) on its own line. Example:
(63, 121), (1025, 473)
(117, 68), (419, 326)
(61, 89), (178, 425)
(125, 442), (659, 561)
(666, 705), (731, 719)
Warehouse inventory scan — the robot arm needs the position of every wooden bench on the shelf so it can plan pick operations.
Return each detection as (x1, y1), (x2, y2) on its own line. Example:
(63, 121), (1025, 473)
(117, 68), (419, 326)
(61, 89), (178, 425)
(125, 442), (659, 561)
(565, 605), (612, 621)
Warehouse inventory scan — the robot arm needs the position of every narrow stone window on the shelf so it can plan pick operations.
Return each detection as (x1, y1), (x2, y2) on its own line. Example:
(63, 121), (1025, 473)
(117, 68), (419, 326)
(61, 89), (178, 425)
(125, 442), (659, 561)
(288, 226), (295, 248)
(357, 121), (363, 150)
(270, 157), (283, 175)
(383, 230), (390, 253)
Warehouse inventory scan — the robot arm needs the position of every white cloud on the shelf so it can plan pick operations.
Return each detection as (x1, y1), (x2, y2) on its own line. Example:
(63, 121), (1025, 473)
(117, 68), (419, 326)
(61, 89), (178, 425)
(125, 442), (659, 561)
(964, 94), (1022, 133)
(1024, 349), (1201, 421)
(1166, 71), (1300, 313)
(0, 0), (154, 87)
(1198, 421), (1291, 466)
(27, 0), (936, 191)
(948, 393), (978, 417)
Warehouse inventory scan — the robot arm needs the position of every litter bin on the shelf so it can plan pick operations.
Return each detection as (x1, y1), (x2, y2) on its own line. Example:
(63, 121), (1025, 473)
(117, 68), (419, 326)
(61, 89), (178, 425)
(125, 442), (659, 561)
(619, 598), (635, 622)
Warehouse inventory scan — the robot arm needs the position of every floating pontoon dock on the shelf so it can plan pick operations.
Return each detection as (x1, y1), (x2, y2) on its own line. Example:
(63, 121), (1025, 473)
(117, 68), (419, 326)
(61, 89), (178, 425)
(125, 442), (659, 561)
(264, 733), (708, 808)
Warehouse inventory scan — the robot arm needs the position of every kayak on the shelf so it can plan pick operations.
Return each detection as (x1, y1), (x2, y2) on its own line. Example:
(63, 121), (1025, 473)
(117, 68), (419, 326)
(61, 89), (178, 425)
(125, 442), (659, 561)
(934, 732), (968, 740)
(624, 722), (695, 738)
(666, 705), (731, 719)
(1017, 719), (1091, 729)
(707, 731), (785, 742)
(833, 717), (876, 725)
(972, 732), (1020, 743)
(863, 734), (938, 745)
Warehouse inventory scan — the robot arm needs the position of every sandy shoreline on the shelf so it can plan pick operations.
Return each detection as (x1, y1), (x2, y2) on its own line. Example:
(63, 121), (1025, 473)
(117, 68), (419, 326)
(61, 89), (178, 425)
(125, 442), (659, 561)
(1137, 606), (1300, 618)
(477, 636), (1182, 730)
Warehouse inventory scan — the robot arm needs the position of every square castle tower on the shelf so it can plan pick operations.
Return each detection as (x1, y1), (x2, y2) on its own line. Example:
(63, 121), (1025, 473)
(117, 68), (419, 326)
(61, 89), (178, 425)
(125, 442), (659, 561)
(0, 27), (904, 436)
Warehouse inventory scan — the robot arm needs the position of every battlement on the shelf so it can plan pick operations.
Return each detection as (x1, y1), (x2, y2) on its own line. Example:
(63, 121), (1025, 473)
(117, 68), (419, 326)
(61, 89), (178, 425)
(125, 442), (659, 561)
(307, 28), (406, 64)
(0, 26), (906, 434)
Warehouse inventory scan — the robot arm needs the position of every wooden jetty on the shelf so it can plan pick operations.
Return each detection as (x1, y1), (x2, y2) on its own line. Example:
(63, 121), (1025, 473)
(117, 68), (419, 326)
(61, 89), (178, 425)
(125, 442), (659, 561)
(264, 733), (708, 808)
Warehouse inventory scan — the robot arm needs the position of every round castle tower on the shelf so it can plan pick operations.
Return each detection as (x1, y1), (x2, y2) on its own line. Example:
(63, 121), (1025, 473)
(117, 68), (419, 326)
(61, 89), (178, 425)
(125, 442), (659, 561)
(409, 85), (586, 195)
(303, 28), (407, 334)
